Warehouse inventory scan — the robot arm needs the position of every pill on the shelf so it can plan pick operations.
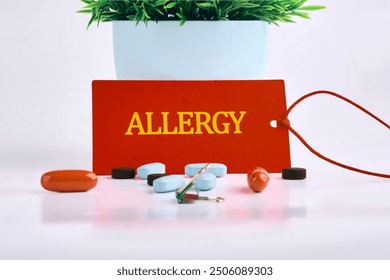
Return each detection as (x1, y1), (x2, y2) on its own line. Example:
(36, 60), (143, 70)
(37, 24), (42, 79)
(137, 162), (165, 179)
(282, 167), (306, 180)
(247, 167), (270, 193)
(41, 170), (98, 192)
(111, 167), (135, 179)
(195, 173), (216, 191)
(185, 163), (227, 177)
(153, 175), (185, 193)
(147, 173), (169, 186)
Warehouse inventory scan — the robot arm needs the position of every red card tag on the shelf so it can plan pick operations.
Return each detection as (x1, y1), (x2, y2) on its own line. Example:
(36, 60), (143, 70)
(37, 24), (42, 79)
(92, 80), (290, 175)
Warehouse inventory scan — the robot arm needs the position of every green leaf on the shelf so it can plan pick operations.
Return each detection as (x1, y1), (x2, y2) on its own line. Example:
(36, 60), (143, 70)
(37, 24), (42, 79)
(77, 9), (93, 14)
(164, 2), (177, 9)
(297, 5), (326, 11)
(81, 2), (100, 9)
(292, 11), (310, 19)
(196, 3), (214, 8)
(155, 0), (170, 6)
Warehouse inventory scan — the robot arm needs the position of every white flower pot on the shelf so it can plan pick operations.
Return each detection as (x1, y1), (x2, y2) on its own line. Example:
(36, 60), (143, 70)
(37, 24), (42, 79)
(112, 21), (268, 80)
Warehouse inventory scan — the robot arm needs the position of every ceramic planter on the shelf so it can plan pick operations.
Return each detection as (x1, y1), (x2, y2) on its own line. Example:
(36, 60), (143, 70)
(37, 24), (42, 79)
(112, 20), (268, 80)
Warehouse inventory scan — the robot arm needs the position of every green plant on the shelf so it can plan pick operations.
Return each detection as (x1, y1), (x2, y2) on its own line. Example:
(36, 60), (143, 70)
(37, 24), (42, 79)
(79, 0), (325, 27)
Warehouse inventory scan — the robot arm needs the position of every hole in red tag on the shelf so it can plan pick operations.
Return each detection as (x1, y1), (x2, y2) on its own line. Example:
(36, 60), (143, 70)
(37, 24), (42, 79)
(270, 120), (277, 128)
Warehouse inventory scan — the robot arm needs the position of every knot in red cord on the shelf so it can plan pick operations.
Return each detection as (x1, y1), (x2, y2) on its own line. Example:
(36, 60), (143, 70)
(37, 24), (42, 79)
(277, 118), (291, 128)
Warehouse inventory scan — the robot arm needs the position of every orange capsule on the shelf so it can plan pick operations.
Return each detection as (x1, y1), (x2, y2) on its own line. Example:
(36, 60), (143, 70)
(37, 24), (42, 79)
(41, 170), (98, 192)
(247, 167), (270, 192)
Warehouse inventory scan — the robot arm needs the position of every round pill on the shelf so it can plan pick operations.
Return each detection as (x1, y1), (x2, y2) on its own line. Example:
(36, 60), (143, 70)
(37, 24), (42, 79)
(137, 162), (165, 179)
(282, 167), (306, 180)
(185, 163), (227, 177)
(195, 173), (216, 191)
(41, 170), (98, 192)
(147, 173), (169, 186)
(153, 175), (185, 193)
(247, 167), (270, 193)
(111, 167), (135, 179)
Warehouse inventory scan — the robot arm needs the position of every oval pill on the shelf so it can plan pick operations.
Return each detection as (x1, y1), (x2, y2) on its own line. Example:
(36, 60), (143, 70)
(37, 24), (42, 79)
(137, 162), (165, 179)
(282, 167), (306, 180)
(153, 175), (185, 193)
(195, 173), (216, 191)
(41, 170), (98, 192)
(247, 167), (270, 193)
(185, 163), (227, 177)
(111, 167), (135, 179)
(147, 173), (169, 186)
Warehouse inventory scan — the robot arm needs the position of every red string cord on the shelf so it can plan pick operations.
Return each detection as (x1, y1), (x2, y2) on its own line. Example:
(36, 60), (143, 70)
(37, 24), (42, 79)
(278, 90), (390, 179)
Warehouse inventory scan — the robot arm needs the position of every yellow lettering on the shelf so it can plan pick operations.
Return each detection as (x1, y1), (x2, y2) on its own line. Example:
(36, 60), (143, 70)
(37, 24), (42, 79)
(228, 111), (247, 134)
(177, 112), (194, 134)
(161, 112), (178, 135)
(194, 112), (214, 134)
(124, 112), (146, 135)
(125, 111), (247, 136)
(145, 112), (162, 135)
(212, 111), (230, 134)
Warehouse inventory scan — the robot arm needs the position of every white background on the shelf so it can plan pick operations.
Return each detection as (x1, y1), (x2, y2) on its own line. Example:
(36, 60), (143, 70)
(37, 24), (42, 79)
(0, 0), (389, 262)
(0, 0), (389, 172)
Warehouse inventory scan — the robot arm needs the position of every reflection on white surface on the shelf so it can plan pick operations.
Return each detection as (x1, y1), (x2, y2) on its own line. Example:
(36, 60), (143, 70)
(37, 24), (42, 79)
(1, 170), (390, 260)
(39, 175), (307, 226)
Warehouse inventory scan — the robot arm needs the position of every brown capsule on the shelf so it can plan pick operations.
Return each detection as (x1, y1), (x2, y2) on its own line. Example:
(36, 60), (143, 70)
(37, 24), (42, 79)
(41, 170), (98, 192)
(247, 167), (270, 192)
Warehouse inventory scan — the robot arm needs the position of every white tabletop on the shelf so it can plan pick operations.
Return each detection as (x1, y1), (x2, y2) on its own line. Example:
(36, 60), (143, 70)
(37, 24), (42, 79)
(1, 167), (389, 260)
